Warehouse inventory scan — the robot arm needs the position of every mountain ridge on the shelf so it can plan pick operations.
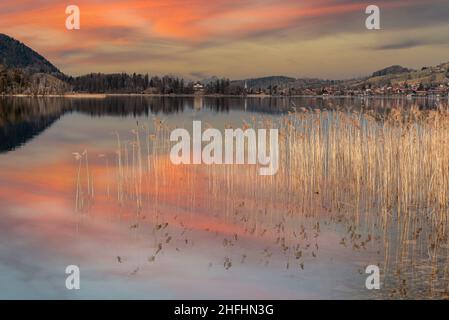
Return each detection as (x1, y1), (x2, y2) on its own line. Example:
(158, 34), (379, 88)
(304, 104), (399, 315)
(0, 34), (61, 75)
(1, 33), (448, 96)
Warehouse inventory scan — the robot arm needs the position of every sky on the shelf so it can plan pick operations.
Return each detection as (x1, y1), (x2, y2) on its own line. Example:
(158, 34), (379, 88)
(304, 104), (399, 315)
(0, 0), (448, 80)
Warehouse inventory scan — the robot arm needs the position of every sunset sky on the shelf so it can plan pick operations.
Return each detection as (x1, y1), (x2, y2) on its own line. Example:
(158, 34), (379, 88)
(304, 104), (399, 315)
(0, 0), (448, 80)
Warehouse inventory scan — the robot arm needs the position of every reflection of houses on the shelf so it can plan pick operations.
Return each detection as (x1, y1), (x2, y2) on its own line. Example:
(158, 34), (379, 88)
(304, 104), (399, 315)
(194, 95), (203, 110)
(193, 82), (205, 95)
(143, 87), (160, 94)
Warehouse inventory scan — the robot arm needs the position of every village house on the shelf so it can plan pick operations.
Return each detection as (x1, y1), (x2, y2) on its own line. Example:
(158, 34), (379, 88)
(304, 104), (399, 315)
(193, 82), (205, 94)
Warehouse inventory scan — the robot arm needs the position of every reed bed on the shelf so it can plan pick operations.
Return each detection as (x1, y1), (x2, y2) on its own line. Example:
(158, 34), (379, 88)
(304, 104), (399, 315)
(73, 105), (449, 298)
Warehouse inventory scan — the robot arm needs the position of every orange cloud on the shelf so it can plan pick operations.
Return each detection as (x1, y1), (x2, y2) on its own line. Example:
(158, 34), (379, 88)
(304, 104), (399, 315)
(0, 154), (250, 238)
(0, 0), (446, 78)
(0, 0), (421, 41)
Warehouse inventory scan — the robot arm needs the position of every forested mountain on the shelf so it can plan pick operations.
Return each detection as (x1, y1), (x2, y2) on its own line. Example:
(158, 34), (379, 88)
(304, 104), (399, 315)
(1, 33), (448, 96)
(0, 33), (233, 95)
(371, 65), (413, 77)
(0, 34), (68, 94)
(0, 34), (61, 75)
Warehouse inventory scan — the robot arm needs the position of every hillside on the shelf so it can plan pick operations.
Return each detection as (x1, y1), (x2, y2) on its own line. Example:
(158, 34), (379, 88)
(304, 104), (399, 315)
(0, 34), (61, 75)
(0, 32), (448, 96)
(346, 63), (449, 89)
(371, 65), (413, 77)
(0, 34), (68, 94)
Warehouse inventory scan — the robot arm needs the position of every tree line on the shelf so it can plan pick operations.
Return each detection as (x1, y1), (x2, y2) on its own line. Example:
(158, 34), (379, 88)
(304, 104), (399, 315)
(65, 73), (235, 94)
(0, 68), (237, 95)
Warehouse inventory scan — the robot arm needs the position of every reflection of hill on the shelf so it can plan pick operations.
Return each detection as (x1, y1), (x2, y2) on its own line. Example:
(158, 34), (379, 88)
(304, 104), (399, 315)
(0, 96), (285, 153)
(0, 97), (66, 153)
(0, 113), (61, 153)
(1, 96), (444, 153)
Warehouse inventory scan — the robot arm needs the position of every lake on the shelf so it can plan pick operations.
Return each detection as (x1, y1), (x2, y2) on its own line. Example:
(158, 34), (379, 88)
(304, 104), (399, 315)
(1, 96), (448, 299)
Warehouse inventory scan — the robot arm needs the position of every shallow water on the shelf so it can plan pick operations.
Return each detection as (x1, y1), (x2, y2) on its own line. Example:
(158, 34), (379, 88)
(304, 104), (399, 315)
(0, 96), (448, 299)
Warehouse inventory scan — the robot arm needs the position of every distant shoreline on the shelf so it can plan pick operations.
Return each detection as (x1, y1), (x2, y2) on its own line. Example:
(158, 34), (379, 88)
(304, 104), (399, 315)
(2, 93), (447, 99)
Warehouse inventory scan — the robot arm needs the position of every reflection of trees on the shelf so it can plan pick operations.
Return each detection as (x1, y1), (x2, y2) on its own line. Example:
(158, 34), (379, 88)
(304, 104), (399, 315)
(0, 96), (445, 153)
(0, 97), (65, 153)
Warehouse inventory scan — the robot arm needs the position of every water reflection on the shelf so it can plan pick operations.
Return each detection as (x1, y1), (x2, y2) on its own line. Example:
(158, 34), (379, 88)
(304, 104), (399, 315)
(0, 96), (448, 299)
(1, 96), (446, 153)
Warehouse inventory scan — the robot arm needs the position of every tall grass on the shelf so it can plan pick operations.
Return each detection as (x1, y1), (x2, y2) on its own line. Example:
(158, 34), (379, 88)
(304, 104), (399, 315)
(74, 104), (449, 298)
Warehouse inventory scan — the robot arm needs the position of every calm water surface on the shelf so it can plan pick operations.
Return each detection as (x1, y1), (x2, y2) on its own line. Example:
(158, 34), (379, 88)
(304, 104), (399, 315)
(0, 96), (447, 299)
